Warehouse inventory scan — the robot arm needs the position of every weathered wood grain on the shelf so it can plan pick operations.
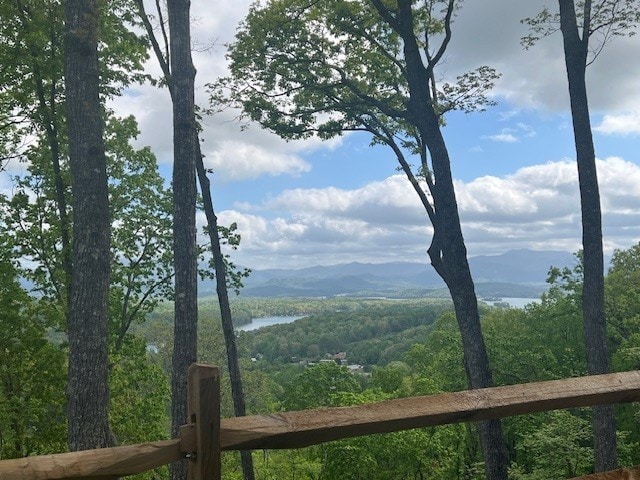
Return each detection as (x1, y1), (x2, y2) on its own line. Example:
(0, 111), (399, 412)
(219, 371), (640, 450)
(187, 364), (220, 480)
(0, 440), (182, 480)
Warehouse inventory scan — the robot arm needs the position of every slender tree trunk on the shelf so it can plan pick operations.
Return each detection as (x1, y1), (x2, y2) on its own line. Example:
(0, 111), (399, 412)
(424, 116), (508, 480)
(196, 152), (256, 480)
(17, 1), (72, 304)
(135, 2), (252, 476)
(392, 3), (508, 478)
(36, 73), (72, 303)
(64, 0), (111, 451)
(167, 1), (198, 479)
(558, 0), (616, 471)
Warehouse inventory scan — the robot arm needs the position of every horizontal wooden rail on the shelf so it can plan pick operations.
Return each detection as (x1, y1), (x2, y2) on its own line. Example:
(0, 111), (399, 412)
(1, 370), (640, 479)
(0, 439), (183, 480)
(220, 370), (640, 450)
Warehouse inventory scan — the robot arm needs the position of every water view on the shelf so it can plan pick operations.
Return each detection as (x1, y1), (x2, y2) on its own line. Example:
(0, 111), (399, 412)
(237, 315), (306, 332)
(484, 297), (542, 309)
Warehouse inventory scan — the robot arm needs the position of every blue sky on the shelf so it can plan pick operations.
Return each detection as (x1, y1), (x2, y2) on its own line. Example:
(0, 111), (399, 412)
(8, 0), (638, 271)
(105, 0), (640, 269)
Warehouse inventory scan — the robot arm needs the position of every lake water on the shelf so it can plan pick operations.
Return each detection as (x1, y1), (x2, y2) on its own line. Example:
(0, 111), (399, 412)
(237, 315), (305, 332)
(484, 297), (542, 309)
(237, 298), (540, 332)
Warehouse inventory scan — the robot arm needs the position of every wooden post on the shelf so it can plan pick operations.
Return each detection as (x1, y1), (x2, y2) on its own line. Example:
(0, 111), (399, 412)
(186, 364), (221, 480)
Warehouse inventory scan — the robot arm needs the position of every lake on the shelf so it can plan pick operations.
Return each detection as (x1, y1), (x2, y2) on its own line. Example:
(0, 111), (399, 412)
(237, 298), (540, 332)
(484, 297), (542, 309)
(237, 315), (306, 332)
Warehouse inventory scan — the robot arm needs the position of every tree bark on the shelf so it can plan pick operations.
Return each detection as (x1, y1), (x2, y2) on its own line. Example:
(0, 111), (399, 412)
(390, 2), (509, 478)
(558, 0), (617, 471)
(63, 0), (112, 451)
(135, 1), (253, 476)
(196, 153), (256, 480)
(167, 1), (198, 479)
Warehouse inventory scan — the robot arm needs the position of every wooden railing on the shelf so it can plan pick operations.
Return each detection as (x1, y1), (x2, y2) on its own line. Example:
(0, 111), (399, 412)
(2, 365), (640, 480)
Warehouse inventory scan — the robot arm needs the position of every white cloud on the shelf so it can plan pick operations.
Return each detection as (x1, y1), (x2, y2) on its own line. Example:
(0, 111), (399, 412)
(102, 1), (640, 270)
(595, 111), (640, 136)
(216, 158), (640, 269)
(486, 133), (519, 143)
(484, 123), (536, 144)
(108, 0), (344, 182)
(261, 176), (427, 226)
(203, 141), (311, 181)
(449, 1), (640, 113)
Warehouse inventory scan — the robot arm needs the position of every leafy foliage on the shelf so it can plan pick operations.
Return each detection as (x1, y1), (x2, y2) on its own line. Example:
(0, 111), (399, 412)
(522, 0), (640, 64)
(211, 0), (499, 185)
(0, 256), (66, 459)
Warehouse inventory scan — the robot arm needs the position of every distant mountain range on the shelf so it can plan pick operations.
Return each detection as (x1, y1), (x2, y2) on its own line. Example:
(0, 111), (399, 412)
(202, 249), (584, 299)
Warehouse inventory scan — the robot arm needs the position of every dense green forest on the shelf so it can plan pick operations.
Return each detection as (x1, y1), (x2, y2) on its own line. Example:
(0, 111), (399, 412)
(2, 244), (640, 478)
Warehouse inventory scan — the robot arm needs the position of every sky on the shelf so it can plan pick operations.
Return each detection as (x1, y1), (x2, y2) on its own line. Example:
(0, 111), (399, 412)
(106, 0), (640, 269)
(63, 1), (640, 269)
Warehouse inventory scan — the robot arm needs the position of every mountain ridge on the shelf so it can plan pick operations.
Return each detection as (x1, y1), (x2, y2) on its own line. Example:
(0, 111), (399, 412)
(201, 249), (583, 298)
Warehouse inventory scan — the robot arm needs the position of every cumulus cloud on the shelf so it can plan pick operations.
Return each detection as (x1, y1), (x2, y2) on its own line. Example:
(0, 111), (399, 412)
(107, 0), (640, 192)
(203, 141), (311, 181)
(261, 176), (428, 226)
(216, 158), (640, 269)
(486, 133), (519, 143)
(595, 111), (640, 136)
(101, 1), (639, 270)
(449, 1), (640, 113)
(108, 0), (346, 181)
(484, 123), (536, 144)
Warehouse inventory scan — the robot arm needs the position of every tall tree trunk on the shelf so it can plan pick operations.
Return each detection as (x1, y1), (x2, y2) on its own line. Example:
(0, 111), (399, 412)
(558, 0), (616, 471)
(64, 0), (111, 452)
(135, 2), (253, 476)
(424, 115), (508, 480)
(167, 1), (198, 479)
(196, 153), (256, 480)
(392, 2), (508, 478)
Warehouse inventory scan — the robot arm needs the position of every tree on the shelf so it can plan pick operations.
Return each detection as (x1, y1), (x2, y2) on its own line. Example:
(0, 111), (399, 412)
(606, 242), (640, 463)
(163, 0), (199, 476)
(0, 252), (67, 458)
(1, 0), (180, 458)
(1, 115), (175, 351)
(0, 0), (149, 313)
(197, 160), (256, 479)
(214, 1), (507, 477)
(282, 362), (361, 411)
(523, 1), (640, 470)
(606, 242), (640, 354)
(0, 0), (163, 347)
(134, 2), (255, 477)
(64, 0), (112, 451)
(105, 116), (175, 352)
(510, 411), (593, 480)
(0, 0), (70, 301)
